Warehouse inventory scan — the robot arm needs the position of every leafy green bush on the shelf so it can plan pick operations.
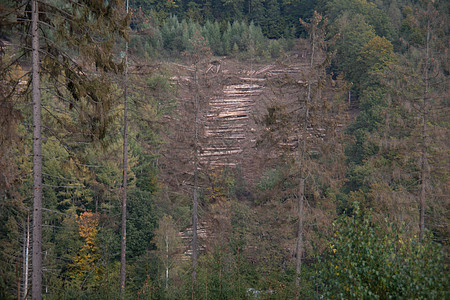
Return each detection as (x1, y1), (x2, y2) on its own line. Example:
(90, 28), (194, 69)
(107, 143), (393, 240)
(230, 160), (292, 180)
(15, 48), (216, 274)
(316, 203), (447, 299)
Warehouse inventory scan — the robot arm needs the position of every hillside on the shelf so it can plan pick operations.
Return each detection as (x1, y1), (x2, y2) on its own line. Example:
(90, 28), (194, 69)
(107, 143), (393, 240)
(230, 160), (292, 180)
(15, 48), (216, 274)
(0, 1), (448, 299)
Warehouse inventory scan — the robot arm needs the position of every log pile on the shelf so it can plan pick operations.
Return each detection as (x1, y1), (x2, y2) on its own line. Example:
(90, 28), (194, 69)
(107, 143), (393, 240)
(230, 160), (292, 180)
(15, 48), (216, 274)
(202, 79), (262, 168)
(170, 58), (310, 182)
(199, 60), (310, 181)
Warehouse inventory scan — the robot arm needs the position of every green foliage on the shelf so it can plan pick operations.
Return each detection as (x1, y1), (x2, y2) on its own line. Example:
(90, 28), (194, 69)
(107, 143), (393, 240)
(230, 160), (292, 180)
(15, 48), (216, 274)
(331, 14), (376, 87)
(130, 16), (282, 58)
(128, 0), (310, 39)
(336, 12), (394, 197)
(195, 249), (240, 299)
(268, 39), (282, 58)
(126, 189), (158, 259)
(326, 0), (395, 98)
(256, 168), (283, 191)
(359, 36), (393, 74)
(202, 20), (224, 55)
(317, 203), (447, 299)
(224, 21), (248, 53)
(345, 87), (387, 167)
(0, 202), (24, 300)
(159, 15), (189, 53)
(264, 0), (283, 38)
(325, 0), (394, 39)
(0, 0), (448, 298)
(343, 163), (375, 194)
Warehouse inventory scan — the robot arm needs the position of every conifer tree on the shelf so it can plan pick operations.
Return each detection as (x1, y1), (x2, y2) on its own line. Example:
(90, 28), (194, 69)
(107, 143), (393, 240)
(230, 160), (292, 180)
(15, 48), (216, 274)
(159, 29), (214, 295)
(1, 0), (128, 298)
(380, 0), (448, 239)
(257, 12), (347, 295)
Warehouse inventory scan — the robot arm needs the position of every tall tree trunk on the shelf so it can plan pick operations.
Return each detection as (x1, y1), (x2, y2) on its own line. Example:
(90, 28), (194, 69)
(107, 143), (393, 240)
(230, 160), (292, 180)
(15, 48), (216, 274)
(31, 0), (42, 298)
(120, 1), (129, 298)
(192, 66), (199, 287)
(295, 17), (316, 292)
(419, 15), (431, 240)
(22, 215), (30, 300)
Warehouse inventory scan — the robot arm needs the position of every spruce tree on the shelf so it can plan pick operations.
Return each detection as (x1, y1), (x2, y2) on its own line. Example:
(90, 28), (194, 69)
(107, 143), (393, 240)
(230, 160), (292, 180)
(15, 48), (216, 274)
(2, 0), (127, 297)
(381, 0), (448, 239)
(256, 12), (347, 296)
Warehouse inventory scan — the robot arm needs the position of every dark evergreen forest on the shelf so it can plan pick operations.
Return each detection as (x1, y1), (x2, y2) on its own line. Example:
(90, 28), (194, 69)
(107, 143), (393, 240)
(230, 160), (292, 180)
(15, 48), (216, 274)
(0, 0), (448, 299)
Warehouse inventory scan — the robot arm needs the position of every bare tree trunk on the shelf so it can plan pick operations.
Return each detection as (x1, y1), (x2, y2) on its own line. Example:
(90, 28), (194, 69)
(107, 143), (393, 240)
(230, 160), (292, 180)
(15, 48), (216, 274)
(165, 233), (169, 290)
(22, 219), (26, 299)
(295, 17), (316, 293)
(419, 16), (431, 240)
(192, 66), (199, 286)
(22, 215), (30, 300)
(31, 0), (42, 298)
(420, 142), (426, 239)
(120, 1), (129, 298)
(295, 178), (305, 288)
(295, 128), (307, 294)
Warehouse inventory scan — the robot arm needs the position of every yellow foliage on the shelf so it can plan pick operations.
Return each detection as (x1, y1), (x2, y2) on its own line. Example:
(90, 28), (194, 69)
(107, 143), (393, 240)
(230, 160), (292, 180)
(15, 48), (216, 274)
(70, 211), (102, 284)
(360, 36), (393, 72)
(77, 211), (99, 250)
(206, 170), (232, 203)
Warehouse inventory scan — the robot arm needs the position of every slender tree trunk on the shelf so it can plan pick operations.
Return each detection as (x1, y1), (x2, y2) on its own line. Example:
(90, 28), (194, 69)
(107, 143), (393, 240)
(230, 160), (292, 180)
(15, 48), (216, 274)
(22, 215), (30, 300)
(237, 246), (241, 297)
(420, 140), (426, 239)
(295, 129), (307, 293)
(192, 66), (199, 287)
(31, 0), (42, 298)
(120, 1), (129, 298)
(219, 251), (222, 295)
(419, 16), (430, 240)
(295, 19), (315, 292)
(165, 233), (169, 290)
(16, 262), (20, 300)
(22, 219), (26, 300)
(295, 177), (305, 288)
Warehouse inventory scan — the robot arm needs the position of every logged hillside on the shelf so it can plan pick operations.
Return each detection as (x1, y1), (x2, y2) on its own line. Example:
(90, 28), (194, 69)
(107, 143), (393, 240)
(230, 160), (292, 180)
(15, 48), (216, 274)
(0, 0), (448, 299)
(167, 53), (311, 179)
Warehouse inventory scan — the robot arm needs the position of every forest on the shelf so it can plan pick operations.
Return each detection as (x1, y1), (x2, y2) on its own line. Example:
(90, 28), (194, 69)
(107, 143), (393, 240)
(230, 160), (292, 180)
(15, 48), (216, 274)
(0, 0), (448, 299)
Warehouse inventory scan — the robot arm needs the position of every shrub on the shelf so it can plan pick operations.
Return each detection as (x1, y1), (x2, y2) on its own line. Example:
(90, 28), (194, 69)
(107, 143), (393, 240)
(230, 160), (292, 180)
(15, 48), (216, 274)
(316, 203), (447, 299)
